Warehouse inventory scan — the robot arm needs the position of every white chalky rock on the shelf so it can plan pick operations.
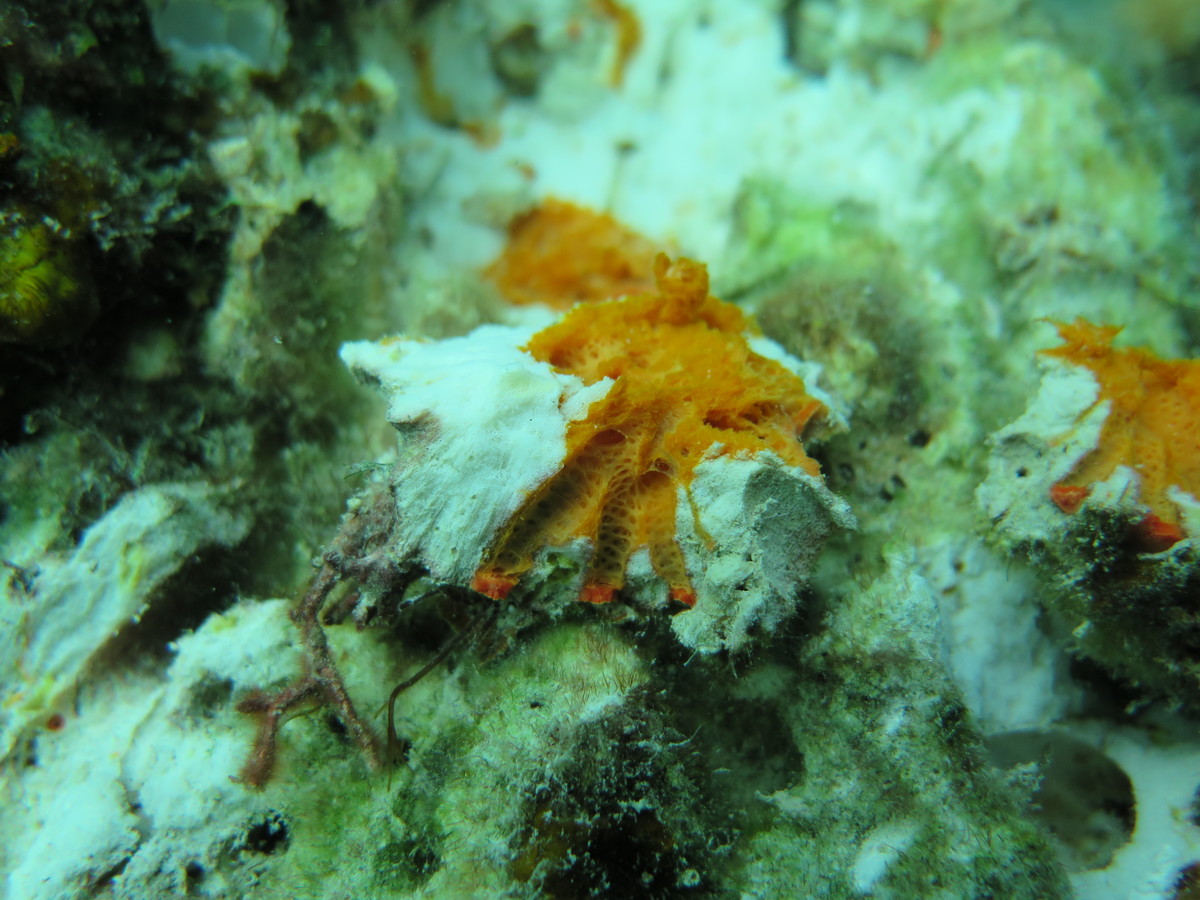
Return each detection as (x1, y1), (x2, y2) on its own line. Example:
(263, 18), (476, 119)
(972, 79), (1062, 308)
(977, 358), (1112, 543)
(341, 326), (613, 585)
(0, 482), (249, 760)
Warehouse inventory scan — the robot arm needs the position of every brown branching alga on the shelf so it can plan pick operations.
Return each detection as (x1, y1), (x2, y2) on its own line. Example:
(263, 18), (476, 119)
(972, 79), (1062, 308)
(235, 483), (489, 788)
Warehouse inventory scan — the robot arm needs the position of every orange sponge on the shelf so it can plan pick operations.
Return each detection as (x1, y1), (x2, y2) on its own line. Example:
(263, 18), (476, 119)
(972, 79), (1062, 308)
(1043, 318), (1200, 551)
(472, 254), (825, 605)
(483, 199), (659, 309)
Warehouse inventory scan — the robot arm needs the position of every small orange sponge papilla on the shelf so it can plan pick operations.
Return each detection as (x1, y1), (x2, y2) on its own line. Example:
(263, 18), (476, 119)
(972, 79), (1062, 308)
(1043, 318), (1200, 551)
(471, 254), (825, 606)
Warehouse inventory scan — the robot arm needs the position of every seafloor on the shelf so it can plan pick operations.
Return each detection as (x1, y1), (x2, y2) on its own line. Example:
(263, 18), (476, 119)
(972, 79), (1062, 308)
(2, 1), (1200, 898)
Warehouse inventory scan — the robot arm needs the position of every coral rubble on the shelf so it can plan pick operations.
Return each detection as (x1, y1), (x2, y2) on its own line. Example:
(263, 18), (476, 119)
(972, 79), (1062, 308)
(0, 483), (249, 760)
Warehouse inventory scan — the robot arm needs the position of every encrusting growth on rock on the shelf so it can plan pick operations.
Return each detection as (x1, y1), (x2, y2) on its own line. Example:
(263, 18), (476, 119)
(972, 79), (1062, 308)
(471, 254), (825, 607)
(981, 319), (1200, 707)
(240, 220), (851, 783)
(1042, 318), (1200, 551)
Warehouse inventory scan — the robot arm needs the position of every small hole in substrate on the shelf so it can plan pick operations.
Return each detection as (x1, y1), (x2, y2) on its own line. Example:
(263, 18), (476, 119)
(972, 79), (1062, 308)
(16, 736), (36, 768)
(184, 861), (205, 888)
(94, 543), (244, 666)
(908, 428), (931, 447)
(637, 470), (670, 490)
(186, 676), (234, 719)
(490, 24), (546, 98)
(297, 110), (339, 163)
(244, 812), (290, 856)
(326, 712), (348, 739)
(594, 429), (627, 446)
(1066, 656), (1144, 718)
(410, 0), (447, 20)
(1016, 467), (1028, 478)
(987, 730), (1134, 872)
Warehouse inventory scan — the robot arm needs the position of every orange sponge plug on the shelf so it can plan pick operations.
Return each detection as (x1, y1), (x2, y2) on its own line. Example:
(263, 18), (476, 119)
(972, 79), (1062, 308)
(341, 252), (852, 652)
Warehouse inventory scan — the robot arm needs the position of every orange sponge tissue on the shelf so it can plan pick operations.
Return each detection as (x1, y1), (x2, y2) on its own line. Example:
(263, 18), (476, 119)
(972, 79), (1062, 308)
(483, 199), (658, 309)
(1043, 319), (1200, 551)
(472, 254), (826, 607)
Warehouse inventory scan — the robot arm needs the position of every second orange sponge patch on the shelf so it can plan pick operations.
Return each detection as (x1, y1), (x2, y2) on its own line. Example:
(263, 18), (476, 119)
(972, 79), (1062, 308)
(1044, 318), (1200, 550)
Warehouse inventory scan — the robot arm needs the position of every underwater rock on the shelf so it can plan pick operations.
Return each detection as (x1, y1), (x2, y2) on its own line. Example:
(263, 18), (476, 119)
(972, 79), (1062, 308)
(0, 482), (249, 761)
(1037, 319), (1200, 551)
(342, 255), (853, 653)
(404, 0), (638, 134)
(3, 599), (303, 900)
(738, 552), (1073, 899)
(979, 322), (1200, 704)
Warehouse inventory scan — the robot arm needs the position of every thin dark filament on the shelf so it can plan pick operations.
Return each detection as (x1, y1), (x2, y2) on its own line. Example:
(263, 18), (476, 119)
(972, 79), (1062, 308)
(385, 604), (498, 763)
